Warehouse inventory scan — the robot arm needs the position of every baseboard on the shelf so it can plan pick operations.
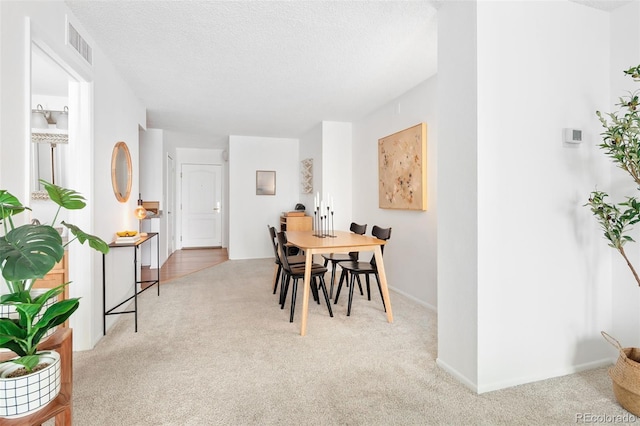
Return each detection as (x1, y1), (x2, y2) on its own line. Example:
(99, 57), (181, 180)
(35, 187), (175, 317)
(437, 356), (615, 394)
(436, 357), (478, 393)
(388, 285), (437, 312)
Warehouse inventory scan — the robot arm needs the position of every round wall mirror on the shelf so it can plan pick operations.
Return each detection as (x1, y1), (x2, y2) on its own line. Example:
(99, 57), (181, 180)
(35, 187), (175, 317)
(111, 141), (132, 202)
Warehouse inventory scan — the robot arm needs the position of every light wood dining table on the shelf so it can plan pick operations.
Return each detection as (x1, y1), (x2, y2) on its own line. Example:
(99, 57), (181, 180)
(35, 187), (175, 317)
(285, 230), (394, 336)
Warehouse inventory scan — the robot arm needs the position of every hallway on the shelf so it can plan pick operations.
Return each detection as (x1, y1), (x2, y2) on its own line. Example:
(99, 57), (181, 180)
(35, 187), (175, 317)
(141, 248), (228, 283)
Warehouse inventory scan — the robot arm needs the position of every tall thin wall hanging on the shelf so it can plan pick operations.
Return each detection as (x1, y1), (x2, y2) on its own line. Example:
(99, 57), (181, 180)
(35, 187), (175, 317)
(301, 158), (313, 194)
(378, 122), (427, 210)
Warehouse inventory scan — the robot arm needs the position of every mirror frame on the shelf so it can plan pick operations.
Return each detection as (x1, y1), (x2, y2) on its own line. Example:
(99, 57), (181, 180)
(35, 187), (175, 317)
(111, 141), (132, 202)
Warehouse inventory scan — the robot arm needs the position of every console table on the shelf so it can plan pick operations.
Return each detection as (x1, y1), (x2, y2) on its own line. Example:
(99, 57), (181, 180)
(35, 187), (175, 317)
(102, 232), (160, 334)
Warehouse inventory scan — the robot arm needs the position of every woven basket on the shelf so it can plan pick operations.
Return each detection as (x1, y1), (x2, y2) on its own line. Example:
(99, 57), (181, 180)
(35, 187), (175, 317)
(603, 331), (640, 416)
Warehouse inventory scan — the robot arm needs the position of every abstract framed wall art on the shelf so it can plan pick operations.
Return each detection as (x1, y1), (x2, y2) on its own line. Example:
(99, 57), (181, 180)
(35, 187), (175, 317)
(256, 170), (276, 195)
(378, 123), (427, 210)
(301, 158), (313, 194)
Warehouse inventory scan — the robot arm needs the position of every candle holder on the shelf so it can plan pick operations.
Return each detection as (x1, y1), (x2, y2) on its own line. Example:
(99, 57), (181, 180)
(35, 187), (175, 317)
(313, 210), (318, 237)
(318, 216), (326, 238)
(329, 211), (336, 237)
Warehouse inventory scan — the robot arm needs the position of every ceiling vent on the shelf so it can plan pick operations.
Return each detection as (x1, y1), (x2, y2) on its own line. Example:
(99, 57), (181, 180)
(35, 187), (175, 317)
(67, 22), (92, 65)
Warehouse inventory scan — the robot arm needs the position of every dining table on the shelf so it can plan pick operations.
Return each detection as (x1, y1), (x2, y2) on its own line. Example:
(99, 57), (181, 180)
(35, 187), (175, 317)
(285, 230), (394, 336)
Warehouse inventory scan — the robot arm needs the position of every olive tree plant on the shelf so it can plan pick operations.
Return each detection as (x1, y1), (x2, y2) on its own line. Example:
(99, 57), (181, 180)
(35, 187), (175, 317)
(587, 65), (640, 287)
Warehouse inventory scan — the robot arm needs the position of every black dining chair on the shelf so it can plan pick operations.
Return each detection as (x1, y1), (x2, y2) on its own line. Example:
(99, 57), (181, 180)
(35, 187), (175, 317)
(268, 225), (305, 296)
(334, 225), (391, 316)
(322, 222), (367, 299)
(277, 231), (333, 323)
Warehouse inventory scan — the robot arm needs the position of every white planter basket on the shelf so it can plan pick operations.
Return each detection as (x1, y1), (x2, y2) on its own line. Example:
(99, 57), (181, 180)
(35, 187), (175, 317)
(0, 351), (61, 418)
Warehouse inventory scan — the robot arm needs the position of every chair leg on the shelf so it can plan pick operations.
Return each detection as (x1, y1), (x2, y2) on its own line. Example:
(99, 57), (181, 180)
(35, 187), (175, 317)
(329, 261), (338, 299)
(311, 277), (320, 304)
(318, 276), (333, 317)
(272, 264), (282, 294)
(347, 272), (358, 316)
(355, 274), (364, 296)
(365, 274), (371, 300)
(334, 269), (347, 304)
(290, 278), (299, 323)
(280, 274), (291, 309)
(374, 273), (386, 312)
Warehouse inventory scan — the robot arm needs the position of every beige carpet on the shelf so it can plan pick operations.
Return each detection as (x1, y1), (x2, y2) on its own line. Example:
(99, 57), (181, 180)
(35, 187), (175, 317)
(70, 259), (627, 425)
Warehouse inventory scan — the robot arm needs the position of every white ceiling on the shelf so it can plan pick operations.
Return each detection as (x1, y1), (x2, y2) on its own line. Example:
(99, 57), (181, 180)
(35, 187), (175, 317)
(64, 0), (439, 141)
(59, 1), (634, 143)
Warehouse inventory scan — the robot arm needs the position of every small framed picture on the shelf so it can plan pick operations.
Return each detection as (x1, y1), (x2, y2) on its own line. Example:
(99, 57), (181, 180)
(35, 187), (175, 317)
(256, 170), (276, 195)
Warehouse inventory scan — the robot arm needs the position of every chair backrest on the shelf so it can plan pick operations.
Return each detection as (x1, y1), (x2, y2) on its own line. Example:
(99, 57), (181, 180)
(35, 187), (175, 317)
(370, 225), (392, 266)
(267, 225), (281, 263)
(276, 231), (293, 271)
(350, 222), (367, 235)
(348, 222), (367, 260)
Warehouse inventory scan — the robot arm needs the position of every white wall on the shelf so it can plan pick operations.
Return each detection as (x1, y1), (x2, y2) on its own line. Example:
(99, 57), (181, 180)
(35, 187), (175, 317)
(140, 128), (164, 204)
(476, 0), (613, 393)
(436, 0), (479, 390)
(228, 135), (299, 259)
(299, 123), (322, 215)
(0, 2), (146, 349)
(435, 0), (615, 393)
(140, 128), (167, 268)
(352, 78), (438, 310)
(86, 32), (146, 347)
(321, 122), (353, 231)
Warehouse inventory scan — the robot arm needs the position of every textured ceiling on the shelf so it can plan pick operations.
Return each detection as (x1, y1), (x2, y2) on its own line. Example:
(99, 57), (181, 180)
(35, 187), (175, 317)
(64, 1), (439, 141)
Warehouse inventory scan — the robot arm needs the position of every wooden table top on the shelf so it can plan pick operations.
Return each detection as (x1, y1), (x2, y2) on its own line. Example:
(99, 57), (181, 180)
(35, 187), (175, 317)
(285, 230), (386, 250)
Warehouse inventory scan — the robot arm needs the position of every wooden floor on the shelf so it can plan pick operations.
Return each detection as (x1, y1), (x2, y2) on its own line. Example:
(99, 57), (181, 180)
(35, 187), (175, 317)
(141, 248), (228, 283)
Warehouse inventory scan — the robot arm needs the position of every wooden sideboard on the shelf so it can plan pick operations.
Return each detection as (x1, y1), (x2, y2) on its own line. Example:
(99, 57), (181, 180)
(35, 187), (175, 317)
(32, 251), (69, 327)
(280, 214), (312, 231)
(32, 251), (68, 302)
(32, 251), (69, 301)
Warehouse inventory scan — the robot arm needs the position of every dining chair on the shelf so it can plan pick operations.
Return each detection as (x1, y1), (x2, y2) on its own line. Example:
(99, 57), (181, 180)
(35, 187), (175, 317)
(277, 231), (333, 323)
(268, 225), (305, 296)
(334, 225), (392, 316)
(322, 222), (367, 299)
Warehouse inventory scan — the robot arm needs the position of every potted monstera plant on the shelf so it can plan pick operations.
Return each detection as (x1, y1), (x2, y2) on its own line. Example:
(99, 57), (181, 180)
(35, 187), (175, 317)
(587, 64), (640, 417)
(0, 179), (109, 418)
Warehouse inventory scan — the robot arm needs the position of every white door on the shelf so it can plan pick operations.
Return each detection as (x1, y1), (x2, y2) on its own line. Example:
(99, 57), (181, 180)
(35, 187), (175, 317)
(181, 163), (222, 247)
(167, 154), (175, 256)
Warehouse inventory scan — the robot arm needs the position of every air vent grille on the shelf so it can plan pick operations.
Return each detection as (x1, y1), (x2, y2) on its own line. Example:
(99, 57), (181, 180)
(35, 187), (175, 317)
(68, 22), (92, 65)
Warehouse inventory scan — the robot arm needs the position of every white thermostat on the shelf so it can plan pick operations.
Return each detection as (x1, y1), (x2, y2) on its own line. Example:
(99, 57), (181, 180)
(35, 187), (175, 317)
(564, 128), (582, 144)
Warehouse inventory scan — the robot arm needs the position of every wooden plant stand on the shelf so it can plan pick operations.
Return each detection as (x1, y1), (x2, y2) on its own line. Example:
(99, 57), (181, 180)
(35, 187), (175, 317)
(0, 327), (72, 425)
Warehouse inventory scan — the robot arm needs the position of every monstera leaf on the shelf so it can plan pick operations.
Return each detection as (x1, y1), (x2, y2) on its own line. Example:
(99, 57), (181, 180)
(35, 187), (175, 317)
(0, 225), (64, 282)
(0, 190), (27, 222)
(63, 222), (110, 254)
(40, 179), (86, 210)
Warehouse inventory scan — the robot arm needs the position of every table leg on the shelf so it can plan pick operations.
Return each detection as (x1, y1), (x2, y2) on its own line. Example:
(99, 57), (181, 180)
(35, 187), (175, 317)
(373, 246), (393, 323)
(300, 251), (313, 336)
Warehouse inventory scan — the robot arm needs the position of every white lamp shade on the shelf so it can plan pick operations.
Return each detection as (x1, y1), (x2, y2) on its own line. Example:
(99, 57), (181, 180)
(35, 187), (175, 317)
(31, 111), (48, 129)
(55, 113), (68, 130)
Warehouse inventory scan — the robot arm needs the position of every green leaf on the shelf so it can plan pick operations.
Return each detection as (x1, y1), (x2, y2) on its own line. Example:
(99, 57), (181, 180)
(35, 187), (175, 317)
(0, 318), (27, 355)
(0, 191), (28, 222)
(40, 180), (86, 210)
(63, 222), (110, 254)
(0, 225), (64, 282)
(31, 299), (79, 344)
(11, 354), (40, 372)
(0, 291), (32, 304)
